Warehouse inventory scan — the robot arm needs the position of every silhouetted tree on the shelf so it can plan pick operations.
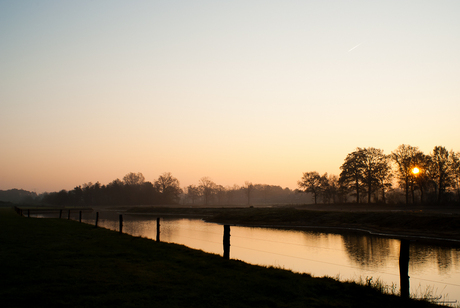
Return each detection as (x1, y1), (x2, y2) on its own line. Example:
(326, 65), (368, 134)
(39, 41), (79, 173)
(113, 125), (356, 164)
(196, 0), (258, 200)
(244, 181), (253, 206)
(123, 172), (145, 186)
(374, 155), (393, 204)
(360, 148), (391, 203)
(298, 171), (322, 204)
(431, 146), (452, 203)
(122, 173), (146, 205)
(82, 182), (94, 205)
(0, 189), (38, 204)
(391, 144), (422, 205)
(215, 185), (226, 205)
(42, 189), (70, 206)
(106, 179), (126, 205)
(225, 185), (239, 204)
(450, 151), (460, 202)
(321, 173), (339, 204)
(140, 181), (159, 204)
(339, 149), (366, 203)
(410, 152), (433, 204)
(154, 172), (182, 204)
(72, 185), (83, 205)
(198, 177), (217, 206)
(186, 185), (200, 205)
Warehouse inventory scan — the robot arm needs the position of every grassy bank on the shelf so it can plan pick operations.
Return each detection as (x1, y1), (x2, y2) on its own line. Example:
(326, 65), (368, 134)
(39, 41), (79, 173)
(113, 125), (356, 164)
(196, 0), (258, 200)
(125, 206), (460, 243)
(1, 208), (441, 308)
(209, 207), (460, 242)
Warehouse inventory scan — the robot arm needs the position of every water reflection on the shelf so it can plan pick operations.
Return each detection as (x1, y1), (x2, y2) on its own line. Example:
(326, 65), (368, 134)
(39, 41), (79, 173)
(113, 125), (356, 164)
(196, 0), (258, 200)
(410, 244), (460, 275)
(342, 234), (400, 268)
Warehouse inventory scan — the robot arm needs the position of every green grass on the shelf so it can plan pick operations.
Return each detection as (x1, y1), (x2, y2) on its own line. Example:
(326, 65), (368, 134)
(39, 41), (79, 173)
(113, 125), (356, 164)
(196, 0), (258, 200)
(1, 208), (440, 308)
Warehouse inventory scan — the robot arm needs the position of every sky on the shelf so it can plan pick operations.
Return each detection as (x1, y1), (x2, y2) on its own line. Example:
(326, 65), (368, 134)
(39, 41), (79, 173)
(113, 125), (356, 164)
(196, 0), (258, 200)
(1, 0), (459, 193)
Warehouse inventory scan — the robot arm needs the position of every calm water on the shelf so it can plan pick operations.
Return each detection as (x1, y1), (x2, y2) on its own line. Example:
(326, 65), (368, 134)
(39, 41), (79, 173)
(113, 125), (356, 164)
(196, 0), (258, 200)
(36, 211), (460, 303)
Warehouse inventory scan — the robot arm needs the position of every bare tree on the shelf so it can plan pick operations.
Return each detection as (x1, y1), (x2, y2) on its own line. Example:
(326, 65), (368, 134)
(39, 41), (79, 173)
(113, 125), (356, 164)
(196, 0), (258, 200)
(154, 172), (182, 204)
(361, 148), (391, 203)
(215, 185), (226, 205)
(321, 173), (339, 204)
(374, 154), (393, 204)
(410, 152), (433, 204)
(123, 172), (145, 186)
(339, 149), (366, 203)
(450, 151), (460, 202)
(185, 185), (200, 205)
(431, 146), (451, 203)
(298, 171), (322, 204)
(244, 181), (253, 206)
(391, 145), (422, 205)
(198, 177), (217, 206)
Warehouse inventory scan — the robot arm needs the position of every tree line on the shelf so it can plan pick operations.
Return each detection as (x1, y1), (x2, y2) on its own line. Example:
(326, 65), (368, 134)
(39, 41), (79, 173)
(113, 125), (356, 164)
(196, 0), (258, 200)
(39, 173), (310, 207)
(6, 144), (458, 207)
(298, 145), (460, 205)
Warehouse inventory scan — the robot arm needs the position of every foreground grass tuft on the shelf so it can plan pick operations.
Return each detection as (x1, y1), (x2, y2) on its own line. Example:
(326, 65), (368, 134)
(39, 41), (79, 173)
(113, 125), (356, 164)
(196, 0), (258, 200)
(1, 208), (440, 308)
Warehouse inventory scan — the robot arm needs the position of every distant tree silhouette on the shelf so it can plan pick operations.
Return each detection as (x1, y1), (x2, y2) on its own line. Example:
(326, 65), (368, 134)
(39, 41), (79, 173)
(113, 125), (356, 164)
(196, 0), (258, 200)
(360, 147), (391, 203)
(320, 173), (340, 204)
(123, 173), (146, 205)
(450, 151), (460, 202)
(140, 181), (159, 205)
(72, 185), (83, 205)
(185, 185), (200, 205)
(339, 149), (366, 203)
(215, 185), (226, 205)
(374, 154), (393, 204)
(198, 177), (217, 206)
(391, 145), (422, 205)
(409, 152), (432, 204)
(123, 172), (145, 186)
(106, 179), (126, 205)
(244, 181), (253, 206)
(154, 172), (182, 204)
(0, 189), (38, 204)
(298, 171), (322, 204)
(225, 184), (239, 204)
(431, 146), (452, 203)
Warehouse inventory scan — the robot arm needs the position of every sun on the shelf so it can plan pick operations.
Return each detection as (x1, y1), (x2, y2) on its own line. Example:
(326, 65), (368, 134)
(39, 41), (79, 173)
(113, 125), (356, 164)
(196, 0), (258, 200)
(412, 167), (420, 175)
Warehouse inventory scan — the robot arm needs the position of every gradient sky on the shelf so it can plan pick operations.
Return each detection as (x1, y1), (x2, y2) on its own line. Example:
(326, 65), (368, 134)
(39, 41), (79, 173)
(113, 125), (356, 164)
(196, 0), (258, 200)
(1, 0), (459, 193)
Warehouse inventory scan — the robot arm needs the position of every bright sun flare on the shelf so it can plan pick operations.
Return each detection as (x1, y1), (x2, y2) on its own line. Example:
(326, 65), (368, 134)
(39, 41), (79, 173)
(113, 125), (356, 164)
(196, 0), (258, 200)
(412, 167), (420, 175)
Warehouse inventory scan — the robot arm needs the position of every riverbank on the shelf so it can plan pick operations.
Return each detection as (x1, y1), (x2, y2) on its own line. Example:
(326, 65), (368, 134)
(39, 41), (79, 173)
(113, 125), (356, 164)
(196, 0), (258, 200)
(124, 205), (460, 245)
(0, 208), (440, 308)
(211, 208), (460, 244)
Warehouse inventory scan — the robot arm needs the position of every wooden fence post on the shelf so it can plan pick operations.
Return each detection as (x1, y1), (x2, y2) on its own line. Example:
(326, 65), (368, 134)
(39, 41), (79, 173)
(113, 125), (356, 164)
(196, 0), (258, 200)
(223, 225), (230, 260)
(399, 239), (410, 299)
(119, 214), (123, 233)
(59, 209), (62, 219)
(156, 218), (160, 242)
(68, 210), (71, 220)
(28, 209), (30, 218)
(79, 211), (82, 223)
(95, 212), (99, 228)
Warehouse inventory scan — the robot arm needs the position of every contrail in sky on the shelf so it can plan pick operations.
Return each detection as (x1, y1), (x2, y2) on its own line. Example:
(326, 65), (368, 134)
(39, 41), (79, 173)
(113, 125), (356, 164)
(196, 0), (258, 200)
(348, 43), (362, 52)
